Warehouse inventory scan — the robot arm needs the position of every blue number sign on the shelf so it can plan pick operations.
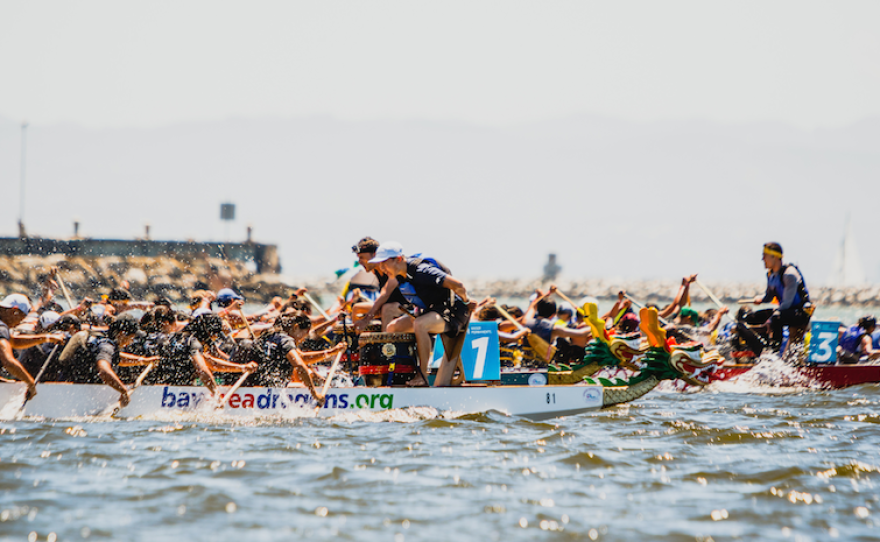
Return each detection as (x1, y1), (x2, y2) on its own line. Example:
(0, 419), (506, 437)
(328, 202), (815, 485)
(430, 321), (501, 381)
(807, 320), (840, 364)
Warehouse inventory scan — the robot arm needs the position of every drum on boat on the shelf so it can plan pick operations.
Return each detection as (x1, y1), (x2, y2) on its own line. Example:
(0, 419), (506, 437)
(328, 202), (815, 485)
(357, 332), (418, 387)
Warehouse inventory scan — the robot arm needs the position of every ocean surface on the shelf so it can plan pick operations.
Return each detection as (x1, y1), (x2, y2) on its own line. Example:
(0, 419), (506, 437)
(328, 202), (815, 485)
(2, 375), (878, 542)
(2, 300), (878, 541)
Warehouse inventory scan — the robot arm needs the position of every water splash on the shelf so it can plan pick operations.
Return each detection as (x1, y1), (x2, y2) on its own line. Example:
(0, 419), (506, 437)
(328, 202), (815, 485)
(708, 352), (821, 394)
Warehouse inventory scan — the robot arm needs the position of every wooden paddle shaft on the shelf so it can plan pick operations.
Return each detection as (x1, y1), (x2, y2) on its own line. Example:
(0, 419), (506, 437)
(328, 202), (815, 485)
(216, 369), (255, 410)
(694, 280), (736, 324)
(56, 275), (75, 310)
(239, 309), (255, 340)
(554, 290), (585, 316)
(314, 350), (345, 415)
(33, 344), (60, 385)
(303, 292), (330, 320)
(621, 293), (671, 327)
(493, 304), (526, 331)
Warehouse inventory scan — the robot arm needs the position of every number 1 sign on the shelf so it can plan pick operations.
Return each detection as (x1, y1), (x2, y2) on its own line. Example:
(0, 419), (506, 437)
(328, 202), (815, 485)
(430, 321), (501, 381)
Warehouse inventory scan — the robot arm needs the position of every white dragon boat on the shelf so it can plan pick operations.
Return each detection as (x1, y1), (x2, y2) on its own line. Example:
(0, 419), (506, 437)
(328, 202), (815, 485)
(1, 307), (721, 422)
(1, 382), (608, 421)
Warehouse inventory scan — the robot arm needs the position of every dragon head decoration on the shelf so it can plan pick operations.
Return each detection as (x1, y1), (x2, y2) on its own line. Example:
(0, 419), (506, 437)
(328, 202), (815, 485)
(636, 306), (723, 386)
(579, 303), (646, 371)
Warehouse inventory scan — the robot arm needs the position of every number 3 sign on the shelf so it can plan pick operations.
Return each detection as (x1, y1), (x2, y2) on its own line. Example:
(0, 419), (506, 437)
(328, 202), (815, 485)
(807, 320), (840, 364)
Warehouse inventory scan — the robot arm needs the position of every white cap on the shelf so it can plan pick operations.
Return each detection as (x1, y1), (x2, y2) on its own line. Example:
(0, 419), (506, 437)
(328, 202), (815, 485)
(0, 294), (32, 315)
(39, 311), (61, 329)
(192, 308), (213, 318)
(368, 241), (405, 264)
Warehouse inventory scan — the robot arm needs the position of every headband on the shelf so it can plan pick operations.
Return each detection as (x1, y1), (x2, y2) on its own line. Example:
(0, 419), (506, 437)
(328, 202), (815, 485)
(763, 247), (783, 259)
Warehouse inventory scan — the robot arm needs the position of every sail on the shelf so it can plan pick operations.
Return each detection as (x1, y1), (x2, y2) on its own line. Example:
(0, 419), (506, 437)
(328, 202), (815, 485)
(827, 216), (867, 286)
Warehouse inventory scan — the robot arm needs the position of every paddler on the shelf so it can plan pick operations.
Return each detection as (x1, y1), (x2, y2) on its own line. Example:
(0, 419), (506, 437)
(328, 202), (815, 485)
(248, 313), (345, 405)
(144, 313), (255, 396)
(369, 242), (472, 387)
(0, 294), (60, 400)
(838, 316), (880, 363)
(57, 314), (146, 407)
(747, 242), (813, 352)
(523, 290), (592, 361)
(350, 237), (407, 332)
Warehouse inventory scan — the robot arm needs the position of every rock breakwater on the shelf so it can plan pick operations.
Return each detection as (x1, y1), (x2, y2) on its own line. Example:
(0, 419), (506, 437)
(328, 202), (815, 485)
(0, 255), (877, 308)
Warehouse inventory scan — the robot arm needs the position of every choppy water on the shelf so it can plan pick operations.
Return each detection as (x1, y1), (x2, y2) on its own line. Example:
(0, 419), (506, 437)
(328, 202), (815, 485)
(2, 381), (878, 542)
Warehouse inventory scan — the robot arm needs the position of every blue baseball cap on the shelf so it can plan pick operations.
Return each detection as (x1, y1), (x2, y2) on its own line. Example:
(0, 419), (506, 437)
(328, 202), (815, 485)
(216, 288), (244, 307)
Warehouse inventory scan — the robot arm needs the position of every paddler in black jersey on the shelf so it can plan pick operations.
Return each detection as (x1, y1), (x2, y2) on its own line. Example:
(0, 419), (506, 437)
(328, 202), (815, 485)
(56, 315), (149, 407)
(369, 242), (472, 387)
(144, 313), (256, 396)
(350, 237), (407, 332)
(0, 294), (62, 400)
(744, 242), (813, 353)
(248, 314), (345, 406)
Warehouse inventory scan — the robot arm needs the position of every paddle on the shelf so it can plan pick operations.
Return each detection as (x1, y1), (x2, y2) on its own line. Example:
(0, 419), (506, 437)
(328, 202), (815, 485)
(621, 293), (671, 327)
(694, 280), (738, 325)
(55, 272), (76, 310)
(216, 368), (255, 410)
(18, 343), (60, 413)
(313, 350), (345, 416)
(102, 360), (158, 417)
(493, 304), (556, 361)
(303, 292), (330, 321)
(554, 289), (587, 317)
(239, 309), (255, 339)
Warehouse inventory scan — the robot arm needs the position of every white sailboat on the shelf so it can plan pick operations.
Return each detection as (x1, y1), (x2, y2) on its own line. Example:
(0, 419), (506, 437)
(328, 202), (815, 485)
(827, 216), (866, 287)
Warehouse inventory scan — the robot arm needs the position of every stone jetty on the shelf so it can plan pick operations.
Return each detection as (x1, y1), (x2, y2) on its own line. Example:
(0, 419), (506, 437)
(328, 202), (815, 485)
(0, 254), (877, 308)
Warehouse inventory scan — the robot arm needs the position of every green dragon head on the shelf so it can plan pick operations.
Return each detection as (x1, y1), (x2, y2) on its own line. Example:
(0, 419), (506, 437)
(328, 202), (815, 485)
(580, 302), (646, 370)
(635, 306), (723, 386)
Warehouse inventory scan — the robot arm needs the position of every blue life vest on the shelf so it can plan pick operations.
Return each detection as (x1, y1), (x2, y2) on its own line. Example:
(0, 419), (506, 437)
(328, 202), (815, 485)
(527, 318), (555, 343)
(766, 263), (810, 309)
(873, 330), (880, 350)
(839, 324), (866, 355)
(396, 254), (453, 310)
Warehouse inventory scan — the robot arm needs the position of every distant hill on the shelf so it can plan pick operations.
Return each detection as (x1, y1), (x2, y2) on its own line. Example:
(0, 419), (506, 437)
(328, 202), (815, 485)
(1, 115), (878, 283)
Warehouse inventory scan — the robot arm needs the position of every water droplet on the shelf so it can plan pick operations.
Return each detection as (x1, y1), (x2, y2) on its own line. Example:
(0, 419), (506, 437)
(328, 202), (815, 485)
(47, 534), (57, 542)
(177, 505), (186, 516)
(518, 518), (528, 528)
(80, 527), (91, 538)
(855, 506), (869, 519)
(588, 528), (599, 540)
(402, 519), (410, 529)
(27, 532), (37, 542)
(225, 502), (237, 513)
(315, 507), (328, 517)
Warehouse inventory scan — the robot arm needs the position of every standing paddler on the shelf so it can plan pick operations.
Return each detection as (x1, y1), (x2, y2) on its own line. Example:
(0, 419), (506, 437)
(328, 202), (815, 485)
(369, 242), (472, 387)
(744, 242), (813, 354)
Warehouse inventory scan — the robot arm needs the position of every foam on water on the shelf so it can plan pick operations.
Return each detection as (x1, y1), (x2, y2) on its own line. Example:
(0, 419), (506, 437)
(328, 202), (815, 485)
(709, 352), (825, 394)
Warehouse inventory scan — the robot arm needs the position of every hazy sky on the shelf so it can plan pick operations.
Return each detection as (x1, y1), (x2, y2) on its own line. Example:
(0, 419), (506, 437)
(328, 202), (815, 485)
(1, 1), (879, 284)
(2, 1), (879, 128)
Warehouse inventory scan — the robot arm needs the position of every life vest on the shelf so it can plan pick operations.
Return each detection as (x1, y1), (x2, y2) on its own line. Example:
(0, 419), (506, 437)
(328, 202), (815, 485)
(766, 263), (811, 309)
(527, 318), (555, 343)
(396, 255), (453, 310)
(839, 324), (866, 355)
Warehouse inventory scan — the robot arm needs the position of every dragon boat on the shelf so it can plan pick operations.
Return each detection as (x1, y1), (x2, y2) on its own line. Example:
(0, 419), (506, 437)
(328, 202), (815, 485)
(709, 362), (880, 388)
(1, 308), (721, 421)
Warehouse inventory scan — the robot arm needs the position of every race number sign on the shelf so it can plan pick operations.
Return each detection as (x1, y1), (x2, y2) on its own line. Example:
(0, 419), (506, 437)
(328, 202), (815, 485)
(430, 321), (501, 381)
(807, 320), (840, 364)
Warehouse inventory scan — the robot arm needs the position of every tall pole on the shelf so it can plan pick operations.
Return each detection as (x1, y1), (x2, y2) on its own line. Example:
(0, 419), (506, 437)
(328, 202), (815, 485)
(19, 122), (28, 238)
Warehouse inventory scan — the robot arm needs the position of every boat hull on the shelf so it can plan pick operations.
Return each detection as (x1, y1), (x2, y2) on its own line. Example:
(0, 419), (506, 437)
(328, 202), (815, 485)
(1, 382), (606, 422)
(712, 364), (880, 388)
